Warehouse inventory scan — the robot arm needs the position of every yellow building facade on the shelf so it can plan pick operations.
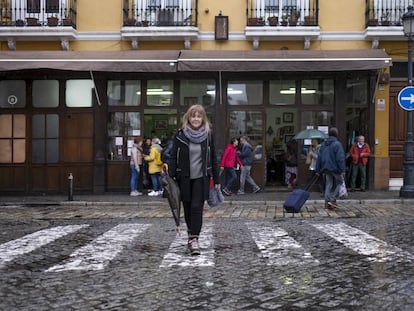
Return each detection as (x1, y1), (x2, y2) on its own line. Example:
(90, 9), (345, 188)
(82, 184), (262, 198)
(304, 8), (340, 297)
(0, 0), (410, 194)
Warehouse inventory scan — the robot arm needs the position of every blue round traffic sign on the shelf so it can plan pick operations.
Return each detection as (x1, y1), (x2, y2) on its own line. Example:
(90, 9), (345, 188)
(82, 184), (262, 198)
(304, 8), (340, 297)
(398, 86), (414, 111)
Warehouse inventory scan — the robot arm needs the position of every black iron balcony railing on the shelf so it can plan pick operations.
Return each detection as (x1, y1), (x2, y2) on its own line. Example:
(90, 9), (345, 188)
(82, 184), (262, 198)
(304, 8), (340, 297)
(0, 0), (77, 28)
(247, 0), (319, 26)
(122, 0), (198, 27)
(365, 0), (413, 27)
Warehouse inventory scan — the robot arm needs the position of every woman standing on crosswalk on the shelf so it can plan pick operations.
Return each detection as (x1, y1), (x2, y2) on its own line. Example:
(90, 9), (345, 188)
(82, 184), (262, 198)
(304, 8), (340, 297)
(168, 104), (220, 256)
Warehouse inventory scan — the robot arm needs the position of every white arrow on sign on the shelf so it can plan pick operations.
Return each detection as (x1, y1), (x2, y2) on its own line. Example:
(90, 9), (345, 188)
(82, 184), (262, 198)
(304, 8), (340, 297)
(401, 93), (414, 103)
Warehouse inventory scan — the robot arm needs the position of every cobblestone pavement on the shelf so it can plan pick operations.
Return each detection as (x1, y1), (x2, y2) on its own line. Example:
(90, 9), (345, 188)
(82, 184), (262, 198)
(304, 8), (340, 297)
(0, 192), (414, 310)
(0, 216), (413, 310)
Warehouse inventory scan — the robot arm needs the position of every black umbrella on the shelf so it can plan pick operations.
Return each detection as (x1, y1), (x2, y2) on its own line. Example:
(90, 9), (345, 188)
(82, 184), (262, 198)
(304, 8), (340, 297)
(161, 165), (181, 229)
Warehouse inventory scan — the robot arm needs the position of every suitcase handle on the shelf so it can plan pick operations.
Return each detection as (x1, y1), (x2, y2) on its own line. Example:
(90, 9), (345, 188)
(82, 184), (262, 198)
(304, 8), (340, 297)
(304, 174), (319, 191)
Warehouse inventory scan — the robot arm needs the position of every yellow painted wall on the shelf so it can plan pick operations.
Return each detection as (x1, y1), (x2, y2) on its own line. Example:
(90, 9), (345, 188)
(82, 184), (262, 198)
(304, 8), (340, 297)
(77, 0), (121, 31)
(319, 0), (366, 31)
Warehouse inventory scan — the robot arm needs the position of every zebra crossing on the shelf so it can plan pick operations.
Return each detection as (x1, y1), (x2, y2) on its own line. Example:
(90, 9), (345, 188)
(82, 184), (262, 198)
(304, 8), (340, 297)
(0, 221), (412, 272)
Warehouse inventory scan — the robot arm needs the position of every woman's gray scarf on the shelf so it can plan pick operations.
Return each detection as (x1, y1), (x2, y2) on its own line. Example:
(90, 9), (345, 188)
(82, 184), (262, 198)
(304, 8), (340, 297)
(183, 126), (208, 144)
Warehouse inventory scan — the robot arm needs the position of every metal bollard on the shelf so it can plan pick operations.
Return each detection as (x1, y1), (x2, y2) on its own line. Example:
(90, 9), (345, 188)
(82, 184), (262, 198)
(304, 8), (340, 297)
(68, 173), (73, 201)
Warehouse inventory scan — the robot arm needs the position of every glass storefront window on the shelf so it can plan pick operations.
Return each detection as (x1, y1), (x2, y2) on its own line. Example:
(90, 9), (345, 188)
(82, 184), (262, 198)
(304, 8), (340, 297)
(33, 80), (59, 108)
(32, 114), (59, 163)
(147, 80), (173, 106)
(180, 80), (216, 106)
(301, 80), (334, 105)
(229, 110), (263, 158)
(301, 111), (333, 130)
(0, 114), (26, 163)
(269, 80), (296, 105)
(346, 79), (368, 106)
(227, 81), (263, 105)
(66, 79), (94, 107)
(0, 80), (26, 108)
(107, 112), (141, 160)
(108, 80), (141, 106)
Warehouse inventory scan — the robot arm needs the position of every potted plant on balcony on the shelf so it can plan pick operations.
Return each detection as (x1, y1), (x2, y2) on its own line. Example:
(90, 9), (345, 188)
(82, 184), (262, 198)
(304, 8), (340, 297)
(381, 11), (390, 26)
(47, 15), (59, 26)
(368, 17), (378, 26)
(304, 15), (317, 26)
(288, 8), (300, 26)
(281, 15), (288, 26)
(26, 17), (39, 26)
(15, 19), (25, 26)
(123, 17), (136, 26)
(267, 16), (279, 26)
(247, 17), (265, 26)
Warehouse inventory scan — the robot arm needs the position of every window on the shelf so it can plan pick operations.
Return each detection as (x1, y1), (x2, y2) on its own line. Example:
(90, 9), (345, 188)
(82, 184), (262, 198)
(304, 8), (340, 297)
(147, 80), (173, 106)
(255, 0), (303, 23)
(13, 0), (67, 24)
(180, 80), (215, 106)
(107, 112), (141, 161)
(227, 81), (263, 105)
(27, 0), (59, 13)
(135, 0), (192, 25)
(108, 80), (141, 106)
(269, 80), (296, 105)
(0, 80), (26, 108)
(66, 80), (94, 107)
(33, 80), (59, 108)
(346, 79), (368, 106)
(229, 111), (263, 156)
(0, 114), (26, 163)
(301, 80), (334, 106)
(32, 114), (59, 163)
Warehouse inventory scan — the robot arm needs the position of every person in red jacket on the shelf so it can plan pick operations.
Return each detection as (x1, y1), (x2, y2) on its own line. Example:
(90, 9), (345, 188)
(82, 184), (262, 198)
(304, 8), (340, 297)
(349, 135), (371, 192)
(220, 137), (243, 195)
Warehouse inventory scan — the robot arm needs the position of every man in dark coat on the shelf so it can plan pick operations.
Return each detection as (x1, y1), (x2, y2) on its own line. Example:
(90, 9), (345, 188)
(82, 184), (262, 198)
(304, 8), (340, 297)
(316, 127), (346, 210)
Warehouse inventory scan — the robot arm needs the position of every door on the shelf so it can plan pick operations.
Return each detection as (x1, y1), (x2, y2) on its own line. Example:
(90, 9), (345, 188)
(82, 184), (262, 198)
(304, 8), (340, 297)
(389, 80), (412, 178)
(14, 0), (66, 24)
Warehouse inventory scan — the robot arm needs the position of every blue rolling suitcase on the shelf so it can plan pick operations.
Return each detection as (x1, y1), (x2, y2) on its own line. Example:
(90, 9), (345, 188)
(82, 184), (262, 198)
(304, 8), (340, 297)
(283, 175), (319, 213)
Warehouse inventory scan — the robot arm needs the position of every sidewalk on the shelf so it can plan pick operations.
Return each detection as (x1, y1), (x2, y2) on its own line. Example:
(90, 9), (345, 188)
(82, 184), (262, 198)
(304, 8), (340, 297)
(0, 188), (409, 206)
(1, 188), (414, 220)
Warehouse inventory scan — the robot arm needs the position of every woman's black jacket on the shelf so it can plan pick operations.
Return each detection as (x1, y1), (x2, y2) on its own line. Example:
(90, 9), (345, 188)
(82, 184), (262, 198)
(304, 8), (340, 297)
(169, 129), (220, 202)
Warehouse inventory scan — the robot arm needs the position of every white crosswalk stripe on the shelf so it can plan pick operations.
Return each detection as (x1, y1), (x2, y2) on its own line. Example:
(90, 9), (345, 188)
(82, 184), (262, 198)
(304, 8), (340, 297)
(0, 225), (89, 268)
(160, 223), (215, 267)
(247, 222), (319, 266)
(1, 221), (413, 271)
(312, 222), (414, 263)
(46, 224), (151, 272)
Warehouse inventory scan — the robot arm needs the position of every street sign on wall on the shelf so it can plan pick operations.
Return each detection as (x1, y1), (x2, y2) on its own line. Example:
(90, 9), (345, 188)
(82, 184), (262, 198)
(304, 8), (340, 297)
(398, 86), (414, 111)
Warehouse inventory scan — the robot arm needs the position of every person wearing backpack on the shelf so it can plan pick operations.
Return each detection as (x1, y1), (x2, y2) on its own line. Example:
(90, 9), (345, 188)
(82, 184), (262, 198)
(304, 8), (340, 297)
(161, 133), (174, 166)
(144, 137), (164, 196)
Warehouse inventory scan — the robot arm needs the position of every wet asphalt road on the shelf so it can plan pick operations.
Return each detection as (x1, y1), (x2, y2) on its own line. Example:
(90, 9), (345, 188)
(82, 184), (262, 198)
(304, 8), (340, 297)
(0, 201), (414, 311)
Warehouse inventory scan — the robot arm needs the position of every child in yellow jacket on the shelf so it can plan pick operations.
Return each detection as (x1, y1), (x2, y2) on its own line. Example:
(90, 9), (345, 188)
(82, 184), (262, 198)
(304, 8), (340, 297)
(144, 137), (164, 196)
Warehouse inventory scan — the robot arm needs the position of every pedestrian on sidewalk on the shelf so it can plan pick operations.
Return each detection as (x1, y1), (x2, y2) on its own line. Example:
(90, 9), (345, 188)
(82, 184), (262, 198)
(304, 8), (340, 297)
(284, 139), (298, 189)
(316, 127), (346, 210)
(144, 137), (164, 196)
(220, 137), (243, 196)
(349, 135), (371, 192)
(306, 138), (324, 197)
(130, 136), (144, 196)
(237, 136), (260, 194)
(168, 104), (220, 256)
(142, 137), (153, 190)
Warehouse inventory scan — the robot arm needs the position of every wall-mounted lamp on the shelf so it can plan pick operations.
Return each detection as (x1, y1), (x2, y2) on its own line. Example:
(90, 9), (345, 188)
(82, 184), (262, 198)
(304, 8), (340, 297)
(215, 12), (228, 41)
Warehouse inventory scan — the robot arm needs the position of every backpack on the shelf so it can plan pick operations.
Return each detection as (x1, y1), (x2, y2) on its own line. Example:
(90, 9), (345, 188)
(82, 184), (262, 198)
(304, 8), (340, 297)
(161, 140), (173, 163)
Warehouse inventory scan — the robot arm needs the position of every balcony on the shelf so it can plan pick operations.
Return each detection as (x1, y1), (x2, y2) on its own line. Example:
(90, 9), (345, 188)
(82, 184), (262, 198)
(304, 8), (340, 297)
(245, 0), (320, 49)
(364, 0), (406, 48)
(121, 0), (199, 49)
(0, 0), (77, 50)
